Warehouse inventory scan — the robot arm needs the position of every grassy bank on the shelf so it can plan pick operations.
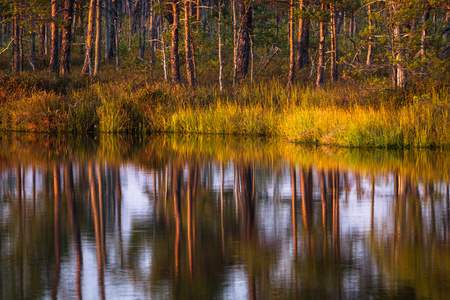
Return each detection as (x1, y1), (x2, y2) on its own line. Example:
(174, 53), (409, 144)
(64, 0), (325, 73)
(1, 72), (449, 148)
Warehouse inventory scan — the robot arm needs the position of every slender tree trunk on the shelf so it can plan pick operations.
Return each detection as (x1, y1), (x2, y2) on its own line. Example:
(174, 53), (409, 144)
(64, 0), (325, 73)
(218, 0), (223, 90)
(184, 0), (195, 87)
(420, 10), (430, 79)
(60, 0), (75, 74)
(366, 5), (373, 66)
(31, 20), (36, 71)
(50, 0), (59, 72)
(330, 3), (338, 82)
(94, 0), (101, 75)
(171, 0), (181, 84)
(39, 24), (45, 56)
(12, 2), (20, 73)
(232, 0), (237, 86)
(288, 0), (295, 86)
(234, 3), (252, 84)
(316, 3), (326, 88)
(149, 1), (156, 65)
(296, 0), (309, 70)
(113, 0), (120, 70)
(82, 0), (96, 75)
(392, 4), (406, 89)
(105, 0), (110, 60)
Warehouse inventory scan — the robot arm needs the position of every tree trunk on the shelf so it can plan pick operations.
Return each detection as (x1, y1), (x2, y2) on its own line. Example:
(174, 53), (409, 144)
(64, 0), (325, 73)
(94, 0), (101, 75)
(105, 0), (114, 60)
(232, 0), (237, 86)
(50, 0), (59, 73)
(218, 0), (223, 90)
(316, 4), (326, 88)
(171, 1), (181, 84)
(82, 0), (96, 75)
(31, 19), (36, 71)
(12, 1), (20, 73)
(184, 0), (195, 87)
(234, 3), (252, 84)
(366, 5), (373, 66)
(296, 0), (309, 70)
(288, 0), (295, 86)
(149, 1), (157, 65)
(39, 24), (45, 56)
(420, 10), (430, 79)
(330, 3), (338, 82)
(60, 0), (75, 74)
(113, 0), (120, 70)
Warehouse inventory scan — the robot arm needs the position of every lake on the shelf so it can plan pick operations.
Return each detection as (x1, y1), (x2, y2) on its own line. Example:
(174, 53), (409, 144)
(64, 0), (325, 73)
(1, 133), (449, 299)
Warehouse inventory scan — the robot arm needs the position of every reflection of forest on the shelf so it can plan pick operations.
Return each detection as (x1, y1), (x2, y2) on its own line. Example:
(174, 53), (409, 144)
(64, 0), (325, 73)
(1, 135), (450, 299)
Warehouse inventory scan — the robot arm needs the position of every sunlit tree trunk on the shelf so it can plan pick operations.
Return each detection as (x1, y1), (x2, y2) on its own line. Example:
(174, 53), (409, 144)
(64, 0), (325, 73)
(316, 3), (326, 88)
(296, 0), (309, 70)
(184, 0), (196, 87)
(392, 3), (407, 89)
(39, 24), (45, 56)
(330, 3), (338, 82)
(94, 0), (101, 75)
(232, 0), (237, 86)
(82, 0), (96, 75)
(218, 0), (224, 90)
(288, 0), (295, 86)
(149, 1), (157, 65)
(12, 1), (20, 73)
(171, 1), (181, 84)
(234, 3), (252, 85)
(420, 10), (430, 79)
(50, 0), (59, 72)
(366, 5), (374, 66)
(60, 0), (74, 74)
(113, 0), (120, 70)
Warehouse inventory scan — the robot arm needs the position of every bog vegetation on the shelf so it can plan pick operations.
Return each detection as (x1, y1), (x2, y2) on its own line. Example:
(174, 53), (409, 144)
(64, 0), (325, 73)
(0, 0), (449, 148)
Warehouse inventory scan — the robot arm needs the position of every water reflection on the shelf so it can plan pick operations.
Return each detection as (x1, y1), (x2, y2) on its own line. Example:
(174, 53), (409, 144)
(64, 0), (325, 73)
(1, 133), (450, 299)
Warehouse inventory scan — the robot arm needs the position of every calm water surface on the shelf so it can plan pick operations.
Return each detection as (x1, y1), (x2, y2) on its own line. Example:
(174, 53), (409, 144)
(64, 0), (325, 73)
(1, 133), (450, 299)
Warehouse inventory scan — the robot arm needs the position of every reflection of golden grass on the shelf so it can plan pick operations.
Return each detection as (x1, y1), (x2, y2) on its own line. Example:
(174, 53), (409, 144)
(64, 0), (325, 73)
(2, 134), (448, 182)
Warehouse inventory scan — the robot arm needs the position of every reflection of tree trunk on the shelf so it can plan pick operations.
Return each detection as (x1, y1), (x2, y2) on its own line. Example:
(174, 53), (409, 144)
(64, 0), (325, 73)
(172, 162), (182, 280)
(239, 162), (254, 241)
(89, 163), (105, 300)
(115, 165), (124, 268)
(97, 162), (106, 265)
(187, 162), (196, 277)
(291, 166), (297, 255)
(221, 163), (225, 254)
(300, 168), (313, 232)
(53, 164), (61, 300)
(65, 162), (83, 300)
(332, 168), (341, 299)
(320, 170), (327, 230)
(371, 175), (375, 233)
